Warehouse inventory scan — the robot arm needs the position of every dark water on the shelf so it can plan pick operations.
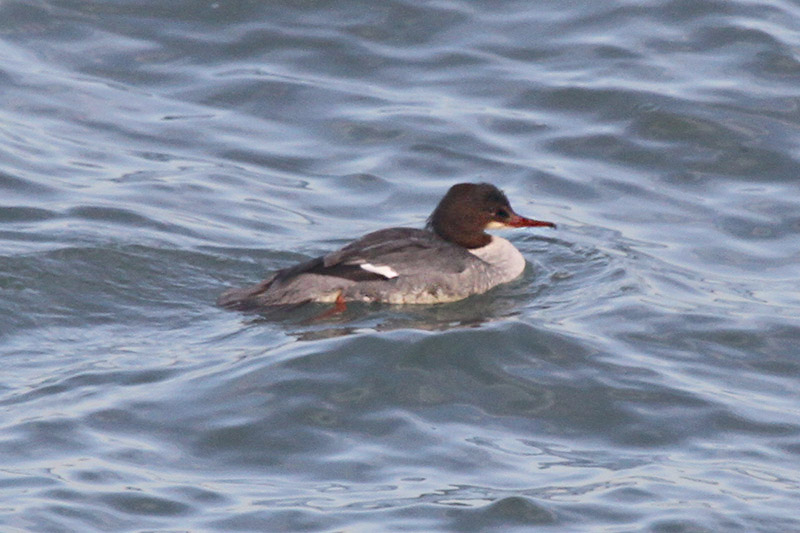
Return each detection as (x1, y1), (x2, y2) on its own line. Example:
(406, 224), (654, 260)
(2, 0), (800, 531)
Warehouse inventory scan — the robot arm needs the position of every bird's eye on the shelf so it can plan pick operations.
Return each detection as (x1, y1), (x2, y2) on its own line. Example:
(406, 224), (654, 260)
(495, 209), (509, 218)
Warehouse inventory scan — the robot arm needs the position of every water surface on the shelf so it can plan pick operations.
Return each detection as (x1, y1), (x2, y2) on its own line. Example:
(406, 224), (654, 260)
(1, 0), (800, 531)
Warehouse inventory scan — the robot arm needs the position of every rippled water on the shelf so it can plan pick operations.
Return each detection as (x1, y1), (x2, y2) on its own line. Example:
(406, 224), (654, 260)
(2, 0), (800, 531)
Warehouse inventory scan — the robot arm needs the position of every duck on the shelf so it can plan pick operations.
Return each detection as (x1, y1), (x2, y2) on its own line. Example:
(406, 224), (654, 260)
(218, 182), (555, 311)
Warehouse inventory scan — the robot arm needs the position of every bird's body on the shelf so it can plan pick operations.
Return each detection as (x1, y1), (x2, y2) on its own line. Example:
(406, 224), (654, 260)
(218, 183), (555, 311)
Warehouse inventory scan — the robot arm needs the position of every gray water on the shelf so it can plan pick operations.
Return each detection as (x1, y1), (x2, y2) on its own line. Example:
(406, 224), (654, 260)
(2, 0), (800, 531)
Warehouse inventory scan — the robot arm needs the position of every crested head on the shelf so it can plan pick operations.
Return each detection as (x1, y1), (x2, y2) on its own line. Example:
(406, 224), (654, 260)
(427, 182), (555, 248)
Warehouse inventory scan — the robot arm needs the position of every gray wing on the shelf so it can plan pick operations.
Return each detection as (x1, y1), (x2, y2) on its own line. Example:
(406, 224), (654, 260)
(321, 228), (479, 277)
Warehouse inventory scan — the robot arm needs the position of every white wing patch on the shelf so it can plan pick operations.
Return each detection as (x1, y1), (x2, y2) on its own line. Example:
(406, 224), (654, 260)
(360, 263), (399, 279)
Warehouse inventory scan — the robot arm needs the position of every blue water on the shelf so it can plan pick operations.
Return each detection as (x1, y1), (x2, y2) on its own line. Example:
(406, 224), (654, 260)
(2, 0), (800, 531)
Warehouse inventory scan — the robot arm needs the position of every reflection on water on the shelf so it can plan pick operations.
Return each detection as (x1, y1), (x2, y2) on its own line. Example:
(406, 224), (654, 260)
(1, 0), (800, 530)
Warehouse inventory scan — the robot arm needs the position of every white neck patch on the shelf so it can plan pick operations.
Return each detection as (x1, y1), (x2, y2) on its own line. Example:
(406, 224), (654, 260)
(468, 236), (526, 281)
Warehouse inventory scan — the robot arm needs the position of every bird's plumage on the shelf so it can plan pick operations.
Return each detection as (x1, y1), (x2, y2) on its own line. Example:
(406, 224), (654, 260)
(218, 183), (555, 310)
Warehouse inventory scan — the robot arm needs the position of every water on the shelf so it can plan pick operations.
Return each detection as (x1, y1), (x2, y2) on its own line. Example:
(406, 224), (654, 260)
(2, 0), (800, 531)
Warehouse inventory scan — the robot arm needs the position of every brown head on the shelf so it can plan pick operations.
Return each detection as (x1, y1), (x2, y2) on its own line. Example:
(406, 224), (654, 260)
(426, 183), (556, 248)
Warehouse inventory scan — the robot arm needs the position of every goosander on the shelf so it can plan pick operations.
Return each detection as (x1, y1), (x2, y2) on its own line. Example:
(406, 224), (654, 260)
(218, 182), (555, 311)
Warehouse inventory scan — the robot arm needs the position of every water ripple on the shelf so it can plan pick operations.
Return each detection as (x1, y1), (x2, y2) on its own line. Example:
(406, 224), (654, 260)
(1, 0), (800, 530)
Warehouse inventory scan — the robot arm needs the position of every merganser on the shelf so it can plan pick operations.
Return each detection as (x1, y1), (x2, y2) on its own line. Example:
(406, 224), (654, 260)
(218, 182), (555, 311)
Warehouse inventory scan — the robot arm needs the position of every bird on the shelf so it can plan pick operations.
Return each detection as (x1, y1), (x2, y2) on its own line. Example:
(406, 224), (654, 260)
(218, 182), (555, 312)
